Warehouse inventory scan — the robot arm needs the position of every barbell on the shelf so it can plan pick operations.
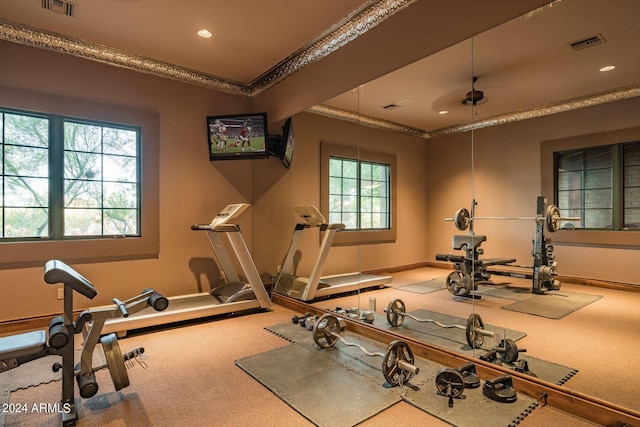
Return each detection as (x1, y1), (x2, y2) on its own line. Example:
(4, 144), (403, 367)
(385, 299), (496, 349)
(312, 313), (419, 387)
(385, 299), (523, 363)
(445, 204), (580, 233)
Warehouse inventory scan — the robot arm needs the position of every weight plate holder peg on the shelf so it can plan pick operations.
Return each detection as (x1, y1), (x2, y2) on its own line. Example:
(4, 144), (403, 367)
(312, 313), (419, 387)
(384, 299), (495, 350)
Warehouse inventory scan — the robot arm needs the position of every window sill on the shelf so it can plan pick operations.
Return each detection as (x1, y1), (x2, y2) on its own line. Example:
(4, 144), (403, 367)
(552, 229), (640, 248)
(332, 229), (396, 246)
(0, 236), (159, 269)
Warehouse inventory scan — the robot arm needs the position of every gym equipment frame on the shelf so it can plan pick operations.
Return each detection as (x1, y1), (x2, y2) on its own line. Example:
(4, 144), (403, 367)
(274, 205), (392, 301)
(438, 196), (578, 295)
(274, 293), (640, 427)
(99, 203), (272, 335)
(312, 313), (419, 387)
(0, 260), (167, 426)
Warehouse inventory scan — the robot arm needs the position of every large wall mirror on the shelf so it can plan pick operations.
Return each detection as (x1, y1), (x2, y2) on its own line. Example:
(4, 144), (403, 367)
(296, 0), (639, 418)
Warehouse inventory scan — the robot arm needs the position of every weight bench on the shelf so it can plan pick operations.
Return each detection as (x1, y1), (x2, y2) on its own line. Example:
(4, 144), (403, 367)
(0, 260), (167, 426)
(0, 330), (47, 366)
(435, 235), (516, 297)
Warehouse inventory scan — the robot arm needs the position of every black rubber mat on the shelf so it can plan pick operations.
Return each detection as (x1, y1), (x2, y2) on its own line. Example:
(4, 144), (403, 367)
(237, 321), (540, 427)
(500, 290), (602, 319)
(396, 278), (446, 294)
(370, 310), (577, 386)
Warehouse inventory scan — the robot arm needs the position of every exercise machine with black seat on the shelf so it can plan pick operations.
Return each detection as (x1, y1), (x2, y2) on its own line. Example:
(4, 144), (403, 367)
(0, 259), (167, 426)
(273, 205), (392, 301)
(437, 196), (577, 296)
(435, 234), (515, 297)
(99, 203), (272, 335)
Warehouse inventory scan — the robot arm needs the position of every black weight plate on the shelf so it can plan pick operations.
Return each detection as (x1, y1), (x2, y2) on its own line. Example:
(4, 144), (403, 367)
(386, 298), (406, 327)
(465, 313), (485, 349)
(446, 271), (472, 296)
(382, 340), (416, 387)
(454, 208), (471, 231)
(101, 333), (130, 392)
(545, 204), (561, 233)
(499, 338), (519, 363)
(312, 313), (340, 348)
(435, 368), (465, 398)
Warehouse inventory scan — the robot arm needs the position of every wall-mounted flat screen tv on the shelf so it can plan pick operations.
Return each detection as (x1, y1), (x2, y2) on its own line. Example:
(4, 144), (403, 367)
(207, 113), (269, 161)
(281, 117), (294, 168)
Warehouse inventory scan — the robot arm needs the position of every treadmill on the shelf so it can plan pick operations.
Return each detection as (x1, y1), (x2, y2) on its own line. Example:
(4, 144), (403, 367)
(100, 203), (272, 335)
(273, 205), (392, 301)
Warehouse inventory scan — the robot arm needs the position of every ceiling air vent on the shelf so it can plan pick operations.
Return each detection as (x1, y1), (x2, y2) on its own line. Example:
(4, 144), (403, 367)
(569, 34), (605, 51)
(382, 103), (400, 110)
(41, 0), (77, 18)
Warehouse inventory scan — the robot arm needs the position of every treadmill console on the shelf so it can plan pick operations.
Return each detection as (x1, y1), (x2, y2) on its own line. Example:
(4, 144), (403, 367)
(211, 203), (250, 226)
(293, 206), (326, 227)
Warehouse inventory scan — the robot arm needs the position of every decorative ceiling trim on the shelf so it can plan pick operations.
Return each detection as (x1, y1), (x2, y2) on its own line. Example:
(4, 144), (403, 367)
(0, 0), (416, 97)
(309, 83), (640, 140)
(307, 104), (429, 138)
(426, 83), (640, 138)
(249, 0), (417, 95)
(0, 19), (250, 96)
(2, 4), (638, 138)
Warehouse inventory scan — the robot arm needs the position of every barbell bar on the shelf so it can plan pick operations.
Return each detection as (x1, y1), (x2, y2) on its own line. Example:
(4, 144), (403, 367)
(312, 313), (419, 387)
(385, 300), (524, 363)
(385, 299), (495, 349)
(445, 204), (580, 233)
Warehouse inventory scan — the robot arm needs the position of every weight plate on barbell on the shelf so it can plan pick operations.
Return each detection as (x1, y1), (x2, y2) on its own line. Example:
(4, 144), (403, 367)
(545, 204), (561, 233)
(435, 367), (466, 398)
(465, 313), (485, 349)
(386, 298), (406, 327)
(498, 339), (520, 363)
(446, 270), (473, 297)
(312, 313), (340, 348)
(454, 208), (471, 231)
(100, 333), (130, 392)
(382, 340), (416, 387)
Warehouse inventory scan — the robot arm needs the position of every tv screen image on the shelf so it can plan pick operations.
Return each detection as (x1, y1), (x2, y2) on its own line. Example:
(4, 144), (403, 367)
(207, 113), (269, 161)
(281, 117), (294, 168)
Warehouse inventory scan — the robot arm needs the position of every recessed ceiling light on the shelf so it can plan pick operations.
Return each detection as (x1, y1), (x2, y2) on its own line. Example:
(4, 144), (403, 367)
(198, 29), (213, 39)
(438, 110), (448, 115)
(599, 65), (615, 72)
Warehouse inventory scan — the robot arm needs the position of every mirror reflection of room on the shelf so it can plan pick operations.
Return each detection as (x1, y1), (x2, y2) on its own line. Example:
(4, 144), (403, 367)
(0, 0), (638, 426)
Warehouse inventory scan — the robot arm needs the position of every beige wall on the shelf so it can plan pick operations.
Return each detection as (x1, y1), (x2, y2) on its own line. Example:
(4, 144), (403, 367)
(427, 96), (640, 285)
(1, 39), (638, 324)
(0, 41), (257, 321)
(252, 112), (430, 278)
(0, 42), (430, 323)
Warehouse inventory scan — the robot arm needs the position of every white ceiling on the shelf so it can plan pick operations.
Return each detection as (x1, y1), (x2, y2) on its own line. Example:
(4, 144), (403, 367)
(1, 0), (638, 135)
